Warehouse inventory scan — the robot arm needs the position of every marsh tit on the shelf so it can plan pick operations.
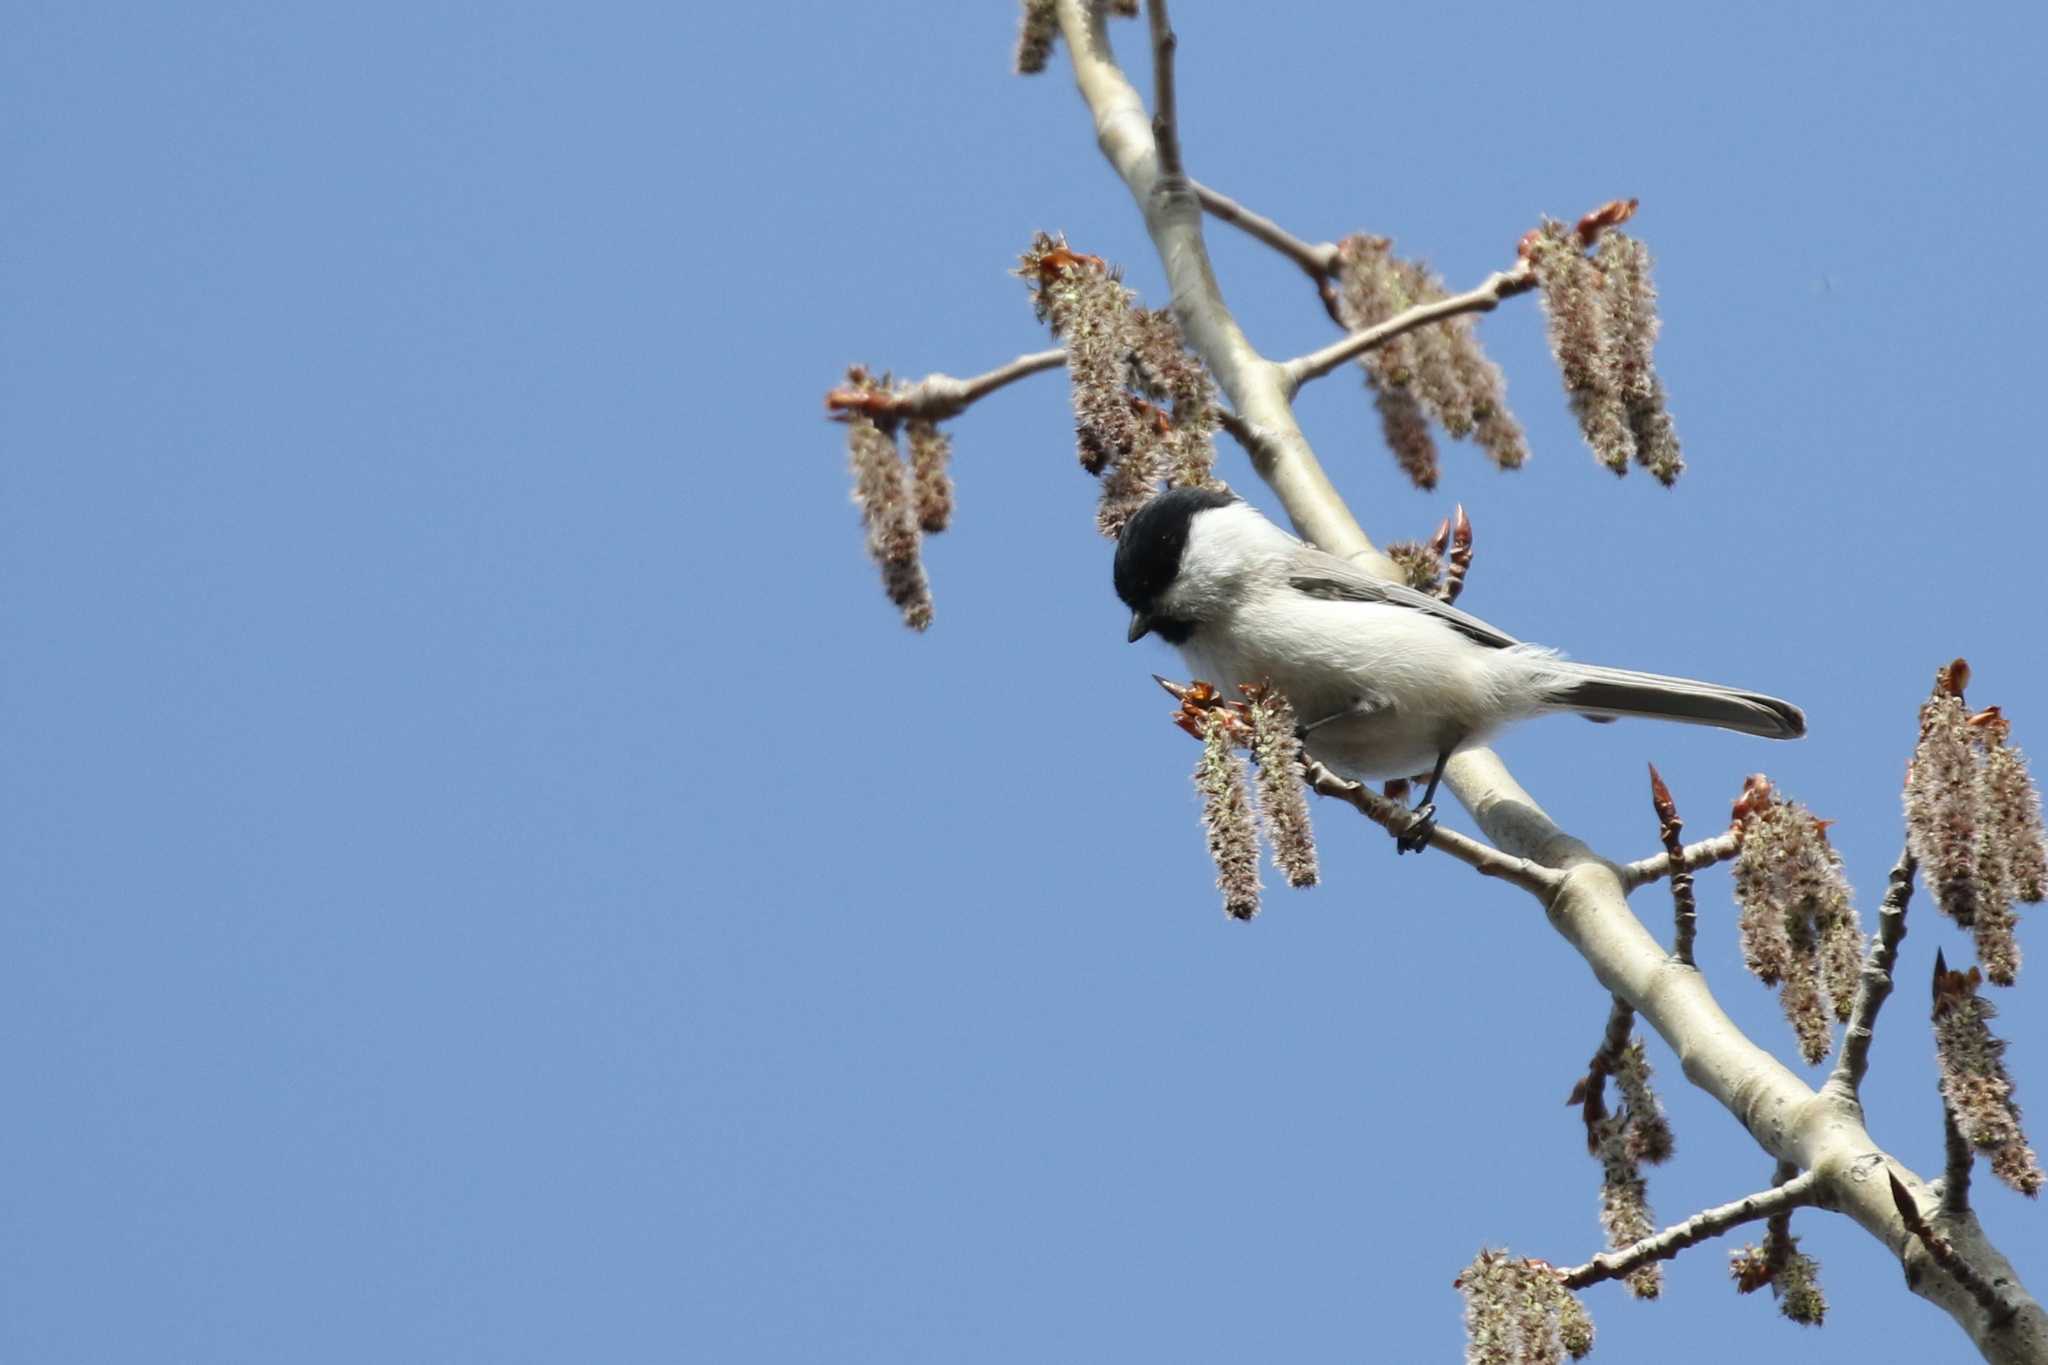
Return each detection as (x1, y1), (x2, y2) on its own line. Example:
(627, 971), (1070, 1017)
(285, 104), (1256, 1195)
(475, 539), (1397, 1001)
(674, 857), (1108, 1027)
(1113, 487), (1804, 852)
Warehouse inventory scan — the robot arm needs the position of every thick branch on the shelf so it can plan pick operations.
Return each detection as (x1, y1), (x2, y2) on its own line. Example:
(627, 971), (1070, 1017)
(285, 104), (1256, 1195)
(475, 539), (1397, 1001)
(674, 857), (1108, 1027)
(1825, 849), (1915, 1103)
(1301, 757), (1561, 896)
(1562, 1171), (1826, 1290)
(1044, 13), (2044, 1358)
(824, 349), (1066, 422)
(1279, 264), (1535, 394)
(1621, 830), (1742, 890)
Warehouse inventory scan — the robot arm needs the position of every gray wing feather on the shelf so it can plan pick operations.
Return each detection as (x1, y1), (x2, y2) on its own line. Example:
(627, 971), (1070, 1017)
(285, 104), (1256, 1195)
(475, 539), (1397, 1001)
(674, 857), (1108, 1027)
(1286, 546), (1521, 649)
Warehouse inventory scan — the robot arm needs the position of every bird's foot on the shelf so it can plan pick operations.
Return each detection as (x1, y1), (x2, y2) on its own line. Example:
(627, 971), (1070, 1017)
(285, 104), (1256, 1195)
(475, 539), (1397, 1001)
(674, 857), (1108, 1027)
(1395, 802), (1437, 855)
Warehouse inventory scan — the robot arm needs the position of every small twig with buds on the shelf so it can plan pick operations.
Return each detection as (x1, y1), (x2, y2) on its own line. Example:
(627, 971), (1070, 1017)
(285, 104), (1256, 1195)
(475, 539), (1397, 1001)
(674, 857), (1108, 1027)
(1620, 830), (1742, 891)
(1647, 766), (1699, 965)
(1560, 1170), (1826, 1291)
(1889, 1172), (2019, 1328)
(824, 349), (1067, 424)
(1430, 504), (1474, 605)
(1298, 755), (1561, 895)
(1567, 995), (1677, 1297)
(1385, 506), (1471, 599)
(1825, 849), (1915, 1104)
(1279, 264), (1536, 394)
(1570, 998), (1639, 1151)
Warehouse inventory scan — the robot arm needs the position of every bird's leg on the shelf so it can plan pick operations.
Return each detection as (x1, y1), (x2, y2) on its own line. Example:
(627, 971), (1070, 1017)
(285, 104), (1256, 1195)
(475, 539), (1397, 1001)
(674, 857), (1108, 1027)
(1396, 750), (1451, 855)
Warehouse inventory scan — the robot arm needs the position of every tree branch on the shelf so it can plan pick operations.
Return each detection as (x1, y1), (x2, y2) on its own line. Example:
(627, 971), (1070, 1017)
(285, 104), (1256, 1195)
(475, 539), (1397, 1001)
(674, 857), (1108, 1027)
(1044, 9), (2046, 1358)
(1301, 756), (1561, 897)
(1143, 0), (1182, 178)
(1648, 765), (1698, 965)
(1946, 1104), (1976, 1218)
(1190, 180), (1340, 280)
(1562, 1170), (1826, 1290)
(1571, 995), (1638, 1149)
(1620, 830), (1742, 890)
(1278, 264), (1536, 394)
(824, 349), (1066, 423)
(1825, 849), (1915, 1103)
(1892, 1172), (2019, 1329)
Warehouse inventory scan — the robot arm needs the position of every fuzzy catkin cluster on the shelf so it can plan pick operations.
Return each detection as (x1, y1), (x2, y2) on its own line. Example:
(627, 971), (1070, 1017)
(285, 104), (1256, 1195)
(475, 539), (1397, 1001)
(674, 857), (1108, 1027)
(1171, 683), (1321, 918)
(1331, 235), (1527, 487)
(1729, 1230), (1826, 1326)
(1458, 1251), (1594, 1365)
(1933, 957), (2045, 1196)
(1194, 709), (1261, 921)
(1243, 686), (1319, 889)
(1129, 307), (1222, 494)
(1013, 0), (1057, 73)
(904, 419), (953, 533)
(1384, 538), (1445, 594)
(842, 368), (939, 631)
(1905, 664), (2044, 986)
(1731, 785), (1862, 1065)
(1526, 223), (1683, 483)
(1018, 233), (1221, 536)
(1596, 1147), (1657, 1300)
(1578, 1031), (1674, 1299)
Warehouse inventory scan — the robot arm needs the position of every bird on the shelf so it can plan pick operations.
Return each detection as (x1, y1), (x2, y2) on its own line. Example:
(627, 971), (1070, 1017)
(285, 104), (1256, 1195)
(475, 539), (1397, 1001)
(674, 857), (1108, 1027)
(1112, 487), (1804, 852)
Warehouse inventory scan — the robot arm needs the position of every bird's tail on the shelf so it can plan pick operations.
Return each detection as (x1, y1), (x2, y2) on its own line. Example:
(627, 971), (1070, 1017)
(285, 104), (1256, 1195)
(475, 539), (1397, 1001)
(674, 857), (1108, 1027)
(1537, 661), (1805, 740)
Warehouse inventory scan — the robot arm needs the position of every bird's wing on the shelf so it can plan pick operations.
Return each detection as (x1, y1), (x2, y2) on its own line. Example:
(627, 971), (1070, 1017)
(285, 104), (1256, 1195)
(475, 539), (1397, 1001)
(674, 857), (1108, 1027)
(1285, 546), (1522, 650)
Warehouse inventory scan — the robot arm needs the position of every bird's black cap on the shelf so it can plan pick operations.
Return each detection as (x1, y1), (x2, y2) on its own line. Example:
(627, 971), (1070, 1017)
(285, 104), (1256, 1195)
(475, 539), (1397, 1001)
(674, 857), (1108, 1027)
(1113, 486), (1236, 642)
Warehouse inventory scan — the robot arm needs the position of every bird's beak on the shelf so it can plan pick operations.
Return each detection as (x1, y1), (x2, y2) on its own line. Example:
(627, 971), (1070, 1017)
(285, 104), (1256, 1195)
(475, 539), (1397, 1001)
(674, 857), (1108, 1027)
(1126, 610), (1153, 644)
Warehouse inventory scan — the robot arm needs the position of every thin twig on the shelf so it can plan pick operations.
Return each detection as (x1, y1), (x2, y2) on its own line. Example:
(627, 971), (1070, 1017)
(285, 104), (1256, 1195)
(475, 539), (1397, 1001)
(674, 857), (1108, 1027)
(1648, 766), (1698, 965)
(1751, 1159), (1806, 1290)
(1213, 407), (1286, 470)
(1571, 996), (1638, 1151)
(1278, 264), (1537, 394)
(1945, 1105), (1976, 1218)
(1826, 849), (1916, 1102)
(1620, 830), (1743, 890)
(1300, 756), (1561, 896)
(1189, 180), (1341, 296)
(1561, 1171), (1826, 1290)
(1144, 0), (1182, 178)
(824, 349), (1067, 423)
(1890, 1172), (2017, 1328)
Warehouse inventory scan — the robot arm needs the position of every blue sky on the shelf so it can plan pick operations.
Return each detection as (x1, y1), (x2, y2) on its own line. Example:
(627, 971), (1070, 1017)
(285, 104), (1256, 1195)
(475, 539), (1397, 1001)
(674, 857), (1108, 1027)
(4, 3), (2045, 1361)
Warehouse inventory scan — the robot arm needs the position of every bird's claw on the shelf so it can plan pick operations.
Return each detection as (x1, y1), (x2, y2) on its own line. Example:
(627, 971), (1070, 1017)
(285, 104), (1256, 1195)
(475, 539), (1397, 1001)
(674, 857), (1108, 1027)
(1396, 802), (1437, 855)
